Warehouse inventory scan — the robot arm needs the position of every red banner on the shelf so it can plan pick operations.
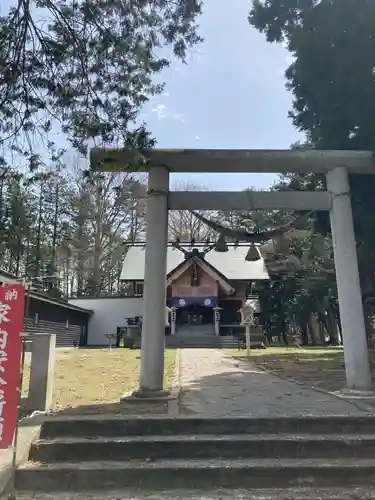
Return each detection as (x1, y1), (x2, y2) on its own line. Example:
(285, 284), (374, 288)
(0, 283), (25, 449)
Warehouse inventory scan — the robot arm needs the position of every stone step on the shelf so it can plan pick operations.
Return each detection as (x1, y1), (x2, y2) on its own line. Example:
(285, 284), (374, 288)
(173, 333), (216, 338)
(165, 335), (263, 348)
(16, 458), (375, 491)
(40, 415), (375, 439)
(167, 336), (231, 343)
(29, 434), (375, 462)
(12, 487), (375, 500)
(175, 326), (216, 337)
(166, 344), (241, 349)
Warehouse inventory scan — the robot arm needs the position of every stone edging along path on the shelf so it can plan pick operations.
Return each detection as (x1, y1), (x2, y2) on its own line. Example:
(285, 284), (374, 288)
(168, 348), (181, 416)
(177, 348), (375, 417)
(226, 352), (375, 414)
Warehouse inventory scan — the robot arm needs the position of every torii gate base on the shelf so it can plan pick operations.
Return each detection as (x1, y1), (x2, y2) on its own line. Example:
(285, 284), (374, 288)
(91, 149), (375, 399)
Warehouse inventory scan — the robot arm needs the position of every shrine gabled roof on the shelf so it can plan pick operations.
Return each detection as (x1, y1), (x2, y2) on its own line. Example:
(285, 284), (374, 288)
(166, 253), (229, 283)
(166, 254), (235, 295)
(120, 246), (270, 281)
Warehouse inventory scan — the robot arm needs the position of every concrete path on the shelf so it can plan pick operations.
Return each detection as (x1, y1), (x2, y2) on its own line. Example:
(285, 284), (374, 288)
(179, 349), (373, 416)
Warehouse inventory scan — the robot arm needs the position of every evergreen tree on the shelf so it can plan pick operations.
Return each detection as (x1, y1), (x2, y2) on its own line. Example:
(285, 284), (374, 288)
(249, 0), (375, 335)
(0, 0), (202, 161)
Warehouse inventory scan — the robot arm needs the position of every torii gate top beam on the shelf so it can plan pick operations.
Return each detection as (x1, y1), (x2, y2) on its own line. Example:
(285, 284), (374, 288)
(90, 148), (375, 174)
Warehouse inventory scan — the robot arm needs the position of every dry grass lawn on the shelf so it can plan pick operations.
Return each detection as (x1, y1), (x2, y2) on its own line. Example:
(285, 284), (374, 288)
(22, 348), (176, 414)
(224, 346), (375, 393)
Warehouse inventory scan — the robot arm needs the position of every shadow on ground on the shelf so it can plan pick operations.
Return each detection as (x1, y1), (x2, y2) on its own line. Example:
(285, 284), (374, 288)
(20, 347), (375, 419)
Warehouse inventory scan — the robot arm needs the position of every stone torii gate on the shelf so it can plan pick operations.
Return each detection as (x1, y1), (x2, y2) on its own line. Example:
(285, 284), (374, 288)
(90, 148), (375, 398)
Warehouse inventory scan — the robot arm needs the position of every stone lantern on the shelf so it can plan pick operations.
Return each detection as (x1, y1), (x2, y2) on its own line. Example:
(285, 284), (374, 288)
(165, 306), (171, 327)
(105, 332), (117, 349)
(170, 307), (178, 335)
(239, 300), (256, 358)
(212, 306), (222, 336)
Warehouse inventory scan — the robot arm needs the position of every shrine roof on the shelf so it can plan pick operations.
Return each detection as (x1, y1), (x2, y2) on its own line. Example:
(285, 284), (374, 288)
(120, 246), (269, 282)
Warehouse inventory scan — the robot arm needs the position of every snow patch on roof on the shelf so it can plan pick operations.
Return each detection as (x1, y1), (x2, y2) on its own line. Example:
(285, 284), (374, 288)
(120, 246), (269, 281)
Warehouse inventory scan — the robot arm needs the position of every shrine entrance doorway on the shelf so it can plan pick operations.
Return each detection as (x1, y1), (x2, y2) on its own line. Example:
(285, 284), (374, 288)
(177, 304), (212, 326)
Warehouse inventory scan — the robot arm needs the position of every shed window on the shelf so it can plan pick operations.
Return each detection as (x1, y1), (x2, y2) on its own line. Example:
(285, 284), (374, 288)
(135, 282), (144, 296)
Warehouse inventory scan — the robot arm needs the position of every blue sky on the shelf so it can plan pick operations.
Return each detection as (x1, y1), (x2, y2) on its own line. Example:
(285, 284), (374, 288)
(2, 0), (302, 190)
(143, 0), (303, 190)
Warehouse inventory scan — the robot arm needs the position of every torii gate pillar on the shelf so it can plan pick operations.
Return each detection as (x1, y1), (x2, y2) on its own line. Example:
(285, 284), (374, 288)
(136, 165), (169, 397)
(89, 148), (375, 397)
(326, 167), (372, 393)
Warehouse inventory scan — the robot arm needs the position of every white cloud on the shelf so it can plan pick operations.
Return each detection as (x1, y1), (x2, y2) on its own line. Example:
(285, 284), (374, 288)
(282, 41), (295, 66)
(275, 42), (295, 76)
(185, 47), (202, 64)
(285, 52), (295, 66)
(152, 104), (169, 119)
(174, 112), (185, 124)
(151, 103), (185, 124)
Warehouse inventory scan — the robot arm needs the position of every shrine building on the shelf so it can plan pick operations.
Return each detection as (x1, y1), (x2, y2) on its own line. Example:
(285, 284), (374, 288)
(120, 244), (269, 338)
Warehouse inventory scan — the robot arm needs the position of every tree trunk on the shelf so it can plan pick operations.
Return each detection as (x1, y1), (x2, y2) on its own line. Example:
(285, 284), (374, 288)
(35, 185), (43, 277)
(318, 319), (326, 345)
(266, 330), (273, 344)
(300, 322), (309, 346)
(307, 315), (318, 345)
(363, 304), (374, 339)
(327, 309), (340, 345)
(75, 198), (86, 297)
(92, 184), (102, 297)
(318, 309), (339, 345)
(336, 310), (342, 344)
(51, 184), (59, 266)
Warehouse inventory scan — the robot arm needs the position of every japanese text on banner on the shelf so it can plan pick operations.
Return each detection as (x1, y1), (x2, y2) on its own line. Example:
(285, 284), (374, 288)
(0, 284), (25, 448)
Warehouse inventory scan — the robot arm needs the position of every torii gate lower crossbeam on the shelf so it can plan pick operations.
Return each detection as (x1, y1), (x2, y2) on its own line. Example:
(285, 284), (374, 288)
(91, 149), (375, 398)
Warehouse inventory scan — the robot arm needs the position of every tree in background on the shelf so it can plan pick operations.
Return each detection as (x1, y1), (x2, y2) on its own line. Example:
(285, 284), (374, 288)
(248, 0), (375, 339)
(192, 199), (341, 345)
(0, 0), (202, 163)
(168, 182), (216, 242)
(0, 153), (147, 297)
(0, 0), (203, 296)
(69, 169), (147, 297)
(253, 223), (339, 345)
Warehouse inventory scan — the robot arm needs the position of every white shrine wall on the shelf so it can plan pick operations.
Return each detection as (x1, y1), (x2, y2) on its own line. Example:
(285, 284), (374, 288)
(68, 297), (143, 346)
